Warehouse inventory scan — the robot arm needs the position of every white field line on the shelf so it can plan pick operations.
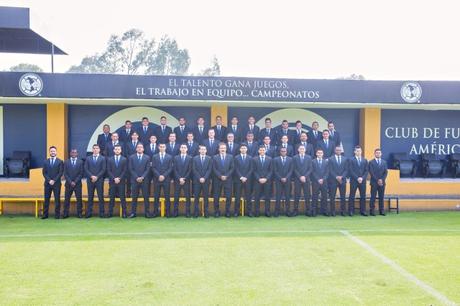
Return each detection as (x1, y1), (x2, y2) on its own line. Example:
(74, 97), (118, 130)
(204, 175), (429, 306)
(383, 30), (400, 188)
(0, 228), (459, 238)
(340, 230), (457, 306)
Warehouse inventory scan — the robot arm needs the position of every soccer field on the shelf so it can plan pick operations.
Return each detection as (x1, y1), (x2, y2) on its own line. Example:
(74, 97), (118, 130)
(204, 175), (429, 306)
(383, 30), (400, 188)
(0, 212), (459, 305)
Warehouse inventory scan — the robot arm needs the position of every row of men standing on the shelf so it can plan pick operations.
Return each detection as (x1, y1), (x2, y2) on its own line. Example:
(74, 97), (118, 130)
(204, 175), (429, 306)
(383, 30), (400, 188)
(42, 135), (388, 219)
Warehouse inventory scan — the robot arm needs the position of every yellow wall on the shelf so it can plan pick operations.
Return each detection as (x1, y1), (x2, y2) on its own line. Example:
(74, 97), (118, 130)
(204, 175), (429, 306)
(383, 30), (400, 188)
(47, 103), (68, 160)
(210, 103), (228, 126)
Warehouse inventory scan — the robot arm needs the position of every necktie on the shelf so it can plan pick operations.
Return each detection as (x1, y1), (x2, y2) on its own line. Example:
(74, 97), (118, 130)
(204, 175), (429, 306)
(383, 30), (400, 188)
(250, 125), (253, 131)
(72, 159), (76, 167)
(199, 126), (203, 134)
(330, 130), (334, 137)
(50, 158), (54, 166)
(230, 144), (233, 152)
(182, 155), (185, 163)
(301, 155), (304, 163)
(242, 155), (246, 163)
(162, 126), (165, 133)
(221, 155), (225, 166)
(297, 130), (300, 136)
(144, 126), (147, 133)
(201, 156), (205, 165)
(181, 126), (184, 133)
(126, 129), (130, 136)
(115, 156), (119, 167)
(261, 156), (265, 165)
(233, 125), (236, 132)
(377, 159), (380, 166)
(267, 128), (270, 135)
(282, 157), (285, 165)
(133, 141), (136, 148)
(138, 155), (142, 162)
(210, 140), (213, 147)
(171, 143), (175, 150)
(218, 126), (221, 132)
(338, 156), (341, 165)
(160, 154), (164, 163)
(151, 144), (154, 152)
(314, 131), (317, 137)
(358, 157), (361, 165)
(93, 156), (97, 164)
(319, 159), (322, 167)
(325, 140), (329, 147)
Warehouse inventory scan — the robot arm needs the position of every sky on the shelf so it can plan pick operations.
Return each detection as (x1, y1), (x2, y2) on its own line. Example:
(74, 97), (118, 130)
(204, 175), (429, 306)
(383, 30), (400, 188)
(1, 0), (460, 80)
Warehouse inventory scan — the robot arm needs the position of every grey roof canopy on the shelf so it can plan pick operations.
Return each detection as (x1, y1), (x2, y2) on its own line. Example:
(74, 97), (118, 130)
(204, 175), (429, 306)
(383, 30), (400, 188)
(0, 6), (66, 55)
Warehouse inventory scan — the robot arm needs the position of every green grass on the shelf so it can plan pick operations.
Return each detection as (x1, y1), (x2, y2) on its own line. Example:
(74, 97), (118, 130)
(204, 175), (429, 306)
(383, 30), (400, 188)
(0, 212), (459, 305)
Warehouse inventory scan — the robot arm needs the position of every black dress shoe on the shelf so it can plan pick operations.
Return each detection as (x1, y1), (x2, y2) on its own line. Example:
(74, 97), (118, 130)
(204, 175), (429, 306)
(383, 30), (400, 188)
(247, 212), (253, 217)
(54, 215), (60, 219)
(370, 212), (376, 216)
(128, 213), (136, 218)
(273, 213), (279, 217)
(40, 215), (48, 220)
(292, 211), (298, 217)
(265, 212), (271, 217)
(193, 214), (199, 218)
(348, 212), (353, 217)
(77, 214), (83, 219)
(62, 215), (69, 219)
(379, 212), (386, 216)
(214, 211), (220, 218)
(233, 212), (239, 217)
(204, 212), (209, 218)
(122, 214), (127, 218)
(85, 215), (92, 219)
(331, 212), (336, 217)
(360, 213), (368, 216)
(340, 212), (346, 217)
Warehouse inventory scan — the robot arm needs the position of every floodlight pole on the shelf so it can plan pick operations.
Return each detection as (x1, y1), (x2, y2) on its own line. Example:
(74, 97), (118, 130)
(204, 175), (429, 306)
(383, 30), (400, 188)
(51, 43), (55, 73)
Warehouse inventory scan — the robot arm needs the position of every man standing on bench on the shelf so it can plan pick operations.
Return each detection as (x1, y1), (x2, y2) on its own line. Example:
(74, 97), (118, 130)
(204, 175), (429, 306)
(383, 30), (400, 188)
(369, 148), (388, 216)
(42, 146), (63, 219)
(84, 144), (106, 218)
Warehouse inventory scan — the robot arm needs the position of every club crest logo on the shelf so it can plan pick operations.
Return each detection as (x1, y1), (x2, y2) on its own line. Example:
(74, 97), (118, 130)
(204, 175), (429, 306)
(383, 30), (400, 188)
(400, 81), (422, 103)
(19, 73), (43, 97)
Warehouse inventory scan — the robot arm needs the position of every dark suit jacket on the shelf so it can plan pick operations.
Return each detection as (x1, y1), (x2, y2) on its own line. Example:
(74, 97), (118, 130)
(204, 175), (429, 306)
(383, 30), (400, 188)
(84, 155), (106, 180)
(369, 159), (388, 185)
(315, 139), (336, 158)
(292, 129), (304, 144)
(203, 139), (219, 156)
(97, 133), (112, 153)
(349, 157), (369, 182)
(117, 127), (137, 144)
(151, 153), (173, 180)
(63, 158), (83, 185)
(308, 130), (322, 146)
(125, 141), (141, 157)
(173, 155), (192, 180)
(295, 142), (315, 157)
(228, 124), (244, 143)
(328, 155), (348, 183)
(225, 142), (240, 156)
(107, 155), (127, 182)
(273, 156), (293, 181)
(43, 158), (64, 184)
(104, 141), (124, 157)
(259, 128), (278, 144)
(155, 125), (173, 144)
(252, 156), (272, 180)
(165, 142), (180, 156)
(212, 154), (234, 179)
(192, 155), (212, 182)
(242, 124), (260, 141)
(277, 128), (295, 145)
(261, 144), (277, 158)
(328, 130), (342, 146)
(293, 154), (313, 181)
(242, 141), (259, 157)
(192, 126), (209, 145)
(311, 158), (329, 182)
(212, 125), (228, 142)
(233, 154), (253, 181)
(128, 154), (151, 182)
(173, 125), (191, 144)
(144, 143), (159, 157)
(139, 125), (156, 145)
(185, 141), (199, 156)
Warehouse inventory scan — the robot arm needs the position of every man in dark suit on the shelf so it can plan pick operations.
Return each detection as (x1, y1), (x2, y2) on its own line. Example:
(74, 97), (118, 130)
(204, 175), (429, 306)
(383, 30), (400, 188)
(261, 136), (277, 158)
(192, 116), (209, 145)
(259, 117), (278, 144)
(144, 135), (159, 157)
(233, 144), (253, 217)
(293, 145), (313, 216)
(165, 133), (180, 156)
(173, 144), (193, 217)
(277, 120), (294, 146)
(124, 131), (140, 197)
(185, 132), (199, 157)
(212, 143), (234, 217)
(241, 132), (259, 157)
(97, 124), (111, 155)
(212, 115), (228, 142)
(84, 144), (106, 218)
(277, 135), (294, 157)
(192, 145), (212, 217)
(42, 146), (64, 219)
(229, 116), (244, 144)
(273, 147), (293, 217)
(327, 121), (342, 148)
(107, 144), (127, 218)
(225, 132), (240, 156)
(139, 117), (155, 145)
(295, 132), (315, 157)
(293, 120), (304, 145)
(118, 120), (136, 144)
(348, 145), (369, 216)
(63, 149), (83, 218)
(252, 146), (273, 217)
(174, 117), (191, 144)
(152, 144), (173, 217)
(307, 121), (322, 146)
(369, 148), (388, 216)
(203, 129), (219, 156)
(242, 116), (260, 141)
(104, 132), (124, 157)
(155, 116), (173, 144)
(311, 149), (329, 216)
(328, 146), (348, 216)
(315, 130), (335, 158)
(128, 143), (151, 218)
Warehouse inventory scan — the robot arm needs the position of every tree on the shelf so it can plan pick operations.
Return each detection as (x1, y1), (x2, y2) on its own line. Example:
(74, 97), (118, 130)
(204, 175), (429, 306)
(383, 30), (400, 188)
(9, 63), (43, 72)
(337, 73), (365, 80)
(67, 29), (190, 75)
(199, 56), (221, 76)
